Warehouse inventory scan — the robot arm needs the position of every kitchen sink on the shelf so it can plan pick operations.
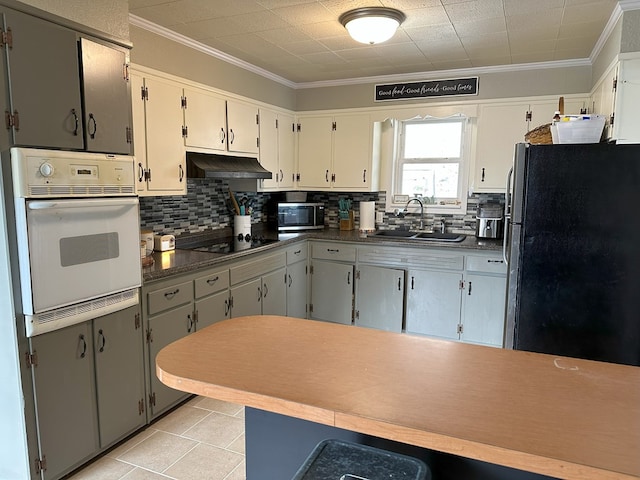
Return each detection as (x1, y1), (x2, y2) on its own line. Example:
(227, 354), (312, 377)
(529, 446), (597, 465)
(372, 230), (417, 237)
(372, 230), (466, 242)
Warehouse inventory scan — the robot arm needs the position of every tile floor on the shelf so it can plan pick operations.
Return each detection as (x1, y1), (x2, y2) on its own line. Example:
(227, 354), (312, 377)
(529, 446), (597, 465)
(65, 396), (246, 480)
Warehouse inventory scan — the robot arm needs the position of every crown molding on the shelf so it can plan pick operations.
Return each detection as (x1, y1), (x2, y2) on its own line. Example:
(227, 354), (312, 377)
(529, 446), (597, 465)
(129, 14), (297, 89)
(619, 0), (640, 11)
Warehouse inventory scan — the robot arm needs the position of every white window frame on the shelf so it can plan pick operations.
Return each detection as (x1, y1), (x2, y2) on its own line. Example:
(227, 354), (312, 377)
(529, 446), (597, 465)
(388, 114), (471, 215)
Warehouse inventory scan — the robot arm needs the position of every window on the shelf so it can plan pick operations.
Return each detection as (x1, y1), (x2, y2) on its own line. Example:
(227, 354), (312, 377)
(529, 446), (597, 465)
(393, 116), (468, 210)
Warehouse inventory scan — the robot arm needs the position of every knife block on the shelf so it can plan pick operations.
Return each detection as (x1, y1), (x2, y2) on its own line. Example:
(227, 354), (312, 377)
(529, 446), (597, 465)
(339, 210), (354, 231)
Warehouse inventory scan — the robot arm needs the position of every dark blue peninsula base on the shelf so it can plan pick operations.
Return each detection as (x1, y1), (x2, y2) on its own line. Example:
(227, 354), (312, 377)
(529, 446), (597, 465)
(245, 407), (557, 480)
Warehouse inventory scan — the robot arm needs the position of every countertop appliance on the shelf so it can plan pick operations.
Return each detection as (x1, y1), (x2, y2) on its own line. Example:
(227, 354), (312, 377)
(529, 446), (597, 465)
(1, 148), (141, 336)
(475, 202), (504, 239)
(277, 202), (324, 231)
(504, 143), (640, 366)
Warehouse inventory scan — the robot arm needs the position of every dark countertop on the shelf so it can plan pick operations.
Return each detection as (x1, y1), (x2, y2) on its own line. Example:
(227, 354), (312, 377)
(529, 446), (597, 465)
(142, 228), (503, 283)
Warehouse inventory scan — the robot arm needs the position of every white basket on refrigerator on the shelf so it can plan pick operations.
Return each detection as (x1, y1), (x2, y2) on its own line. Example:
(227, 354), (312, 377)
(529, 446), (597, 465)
(551, 115), (606, 144)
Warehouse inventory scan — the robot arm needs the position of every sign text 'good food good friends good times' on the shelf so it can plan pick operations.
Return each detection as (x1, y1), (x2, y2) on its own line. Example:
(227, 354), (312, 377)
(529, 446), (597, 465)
(375, 77), (478, 101)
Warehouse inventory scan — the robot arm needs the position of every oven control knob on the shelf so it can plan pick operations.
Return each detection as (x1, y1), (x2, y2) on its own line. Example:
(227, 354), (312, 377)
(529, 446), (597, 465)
(237, 233), (244, 242)
(245, 234), (251, 242)
(39, 162), (54, 177)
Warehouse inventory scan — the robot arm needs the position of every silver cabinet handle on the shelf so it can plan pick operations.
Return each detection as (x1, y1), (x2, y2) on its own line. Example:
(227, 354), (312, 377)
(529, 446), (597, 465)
(347, 271), (351, 285)
(220, 128), (225, 144)
(187, 314), (194, 333)
(325, 169), (329, 182)
(229, 128), (235, 144)
(363, 169), (367, 183)
(98, 329), (106, 353)
(79, 334), (87, 358)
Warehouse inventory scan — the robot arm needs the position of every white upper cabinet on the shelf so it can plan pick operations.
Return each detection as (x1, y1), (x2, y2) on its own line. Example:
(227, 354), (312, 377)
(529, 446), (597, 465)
(297, 113), (379, 192)
(131, 72), (186, 195)
(472, 97), (587, 193)
(183, 88), (259, 155)
(182, 86), (227, 151)
(259, 108), (295, 191)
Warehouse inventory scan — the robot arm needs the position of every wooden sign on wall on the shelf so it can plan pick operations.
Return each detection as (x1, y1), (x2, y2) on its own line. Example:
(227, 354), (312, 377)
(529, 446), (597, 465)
(375, 77), (478, 101)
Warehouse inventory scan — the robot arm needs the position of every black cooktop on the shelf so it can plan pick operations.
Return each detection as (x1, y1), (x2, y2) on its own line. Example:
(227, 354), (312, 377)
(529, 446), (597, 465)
(179, 234), (279, 254)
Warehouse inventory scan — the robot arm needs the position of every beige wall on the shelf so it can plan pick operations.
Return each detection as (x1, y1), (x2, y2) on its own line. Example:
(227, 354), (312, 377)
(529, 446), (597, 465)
(12, 0), (129, 40)
(621, 10), (640, 54)
(295, 65), (592, 111)
(129, 25), (296, 110)
(592, 16), (623, 86)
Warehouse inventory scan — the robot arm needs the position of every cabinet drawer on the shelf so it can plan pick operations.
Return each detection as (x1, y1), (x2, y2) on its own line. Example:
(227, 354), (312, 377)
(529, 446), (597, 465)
(286, 243), (307, 265)
(194, 269), (229, 299)
(466, 255), (507, 274)
(311, 243), (356, 262)
(147, 281), (193, 316)
(231, 252), (286, 285)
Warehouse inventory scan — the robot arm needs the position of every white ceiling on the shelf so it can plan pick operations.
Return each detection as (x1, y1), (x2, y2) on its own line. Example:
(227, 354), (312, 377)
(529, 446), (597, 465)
(129, 0), (623, 86)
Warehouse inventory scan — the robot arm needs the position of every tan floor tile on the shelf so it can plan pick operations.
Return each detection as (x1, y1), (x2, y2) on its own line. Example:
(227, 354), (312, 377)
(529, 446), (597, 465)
(226, 433), (245, 455)
(66, 456), (134, 479)
(106, 427), (158, 459)
(117, 431), (197, 473)
(192, 397), (244, 416)
(182, 412), (244, 448)
(224, 461), (246, 480)
(120, 467), (176, 479)
(153, 405), (211, 435)
(163, 443), (243, 480)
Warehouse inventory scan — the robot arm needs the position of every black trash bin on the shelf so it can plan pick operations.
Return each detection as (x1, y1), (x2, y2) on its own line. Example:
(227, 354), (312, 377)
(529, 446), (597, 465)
(292, 439), (430, 480)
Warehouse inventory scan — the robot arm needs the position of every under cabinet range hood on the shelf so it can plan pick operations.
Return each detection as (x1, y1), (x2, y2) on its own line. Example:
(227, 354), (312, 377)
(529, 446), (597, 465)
(186, 152), (272, 179)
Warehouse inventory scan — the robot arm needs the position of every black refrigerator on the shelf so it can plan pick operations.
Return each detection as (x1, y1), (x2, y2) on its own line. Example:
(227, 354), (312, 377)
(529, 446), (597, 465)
(504, 143), (640, 366)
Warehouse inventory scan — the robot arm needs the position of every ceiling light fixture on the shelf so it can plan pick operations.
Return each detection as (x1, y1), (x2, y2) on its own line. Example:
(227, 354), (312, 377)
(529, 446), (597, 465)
(339, 7), (406, 45)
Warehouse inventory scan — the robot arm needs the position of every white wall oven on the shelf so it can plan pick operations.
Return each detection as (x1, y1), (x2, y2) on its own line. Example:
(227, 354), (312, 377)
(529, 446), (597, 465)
(2, 148), (141, 336)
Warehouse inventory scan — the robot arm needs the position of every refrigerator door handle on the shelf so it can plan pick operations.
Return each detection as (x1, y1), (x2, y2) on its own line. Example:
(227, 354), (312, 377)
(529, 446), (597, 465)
(503, 166), (514, 264)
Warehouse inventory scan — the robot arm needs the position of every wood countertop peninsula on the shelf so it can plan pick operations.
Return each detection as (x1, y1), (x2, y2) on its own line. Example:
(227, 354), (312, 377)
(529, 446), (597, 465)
(156, 315), (640, 480)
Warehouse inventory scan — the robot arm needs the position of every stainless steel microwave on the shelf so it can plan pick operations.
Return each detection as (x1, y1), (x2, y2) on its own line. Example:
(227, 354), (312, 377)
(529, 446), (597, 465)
(277, 202), (325, 231)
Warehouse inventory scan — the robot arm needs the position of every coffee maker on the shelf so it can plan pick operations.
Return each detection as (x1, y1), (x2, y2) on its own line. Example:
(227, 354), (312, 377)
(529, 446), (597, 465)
(476, 202), (504, 239)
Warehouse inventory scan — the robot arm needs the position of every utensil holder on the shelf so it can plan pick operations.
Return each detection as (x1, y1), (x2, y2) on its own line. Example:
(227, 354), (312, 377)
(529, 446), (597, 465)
(340, 210), (355, 231)
(234, 215), (252, 251)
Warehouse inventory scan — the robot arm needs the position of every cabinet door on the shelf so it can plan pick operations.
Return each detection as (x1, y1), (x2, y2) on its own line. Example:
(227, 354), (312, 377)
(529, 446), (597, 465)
(405, 269), (462, 340)
(93, 305), (145, 447)
(79, 38), (132, 154)
(259, 108), (279, 189)
(196, 290), (230, 330)
(227, 99), (259, 154)
(147, 303), (193, 417)
(333, 114), (371, 190)
(143, 76), (186, 193)
(4, 9), (84, 149)
(278, 112), (296, 189)
(297, 116), (333, 189)
(231, 278), (262, 318)
(355, 265), (404, 332)
(473, 103), (528, 192)
(287, 260), (307, 319)
(310, 260), (354, 324)
(131, 73), (148, 193)
(262, 268), (287, 316)
(461, 273), (506, 346)
(183, 86), (227, 151)
(30, 323), (98, 480)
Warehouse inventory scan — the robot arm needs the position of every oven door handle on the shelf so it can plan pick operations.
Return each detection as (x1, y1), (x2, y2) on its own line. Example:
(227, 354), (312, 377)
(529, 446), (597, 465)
(28, 198), (139, 210)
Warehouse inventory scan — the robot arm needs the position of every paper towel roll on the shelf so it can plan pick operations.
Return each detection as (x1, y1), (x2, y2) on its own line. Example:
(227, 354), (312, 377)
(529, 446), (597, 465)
(359, 201), (376, 232)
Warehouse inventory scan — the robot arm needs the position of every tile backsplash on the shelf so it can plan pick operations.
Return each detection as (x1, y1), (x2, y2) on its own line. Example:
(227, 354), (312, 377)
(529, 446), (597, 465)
(139, 179), (504, 237)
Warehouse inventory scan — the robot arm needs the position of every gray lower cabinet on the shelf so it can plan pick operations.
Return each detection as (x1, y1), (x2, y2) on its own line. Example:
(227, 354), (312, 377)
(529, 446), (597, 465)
(194, 268), (231, 330)
(310, 260), (354, 324)
(309, 242), (356, 324)
(405, 269), (463, 340)
(29, 323), (98, 480)
(229, 251), (287, 318)
(355, 264), (404, 332)
(285, 243), (308, 319)
(147, 302), (193, 417)
(231, 278), (263, 317)
(93, 306), (146, 448)
(459, 255), (508, 346)
(28, 305), (144, 479)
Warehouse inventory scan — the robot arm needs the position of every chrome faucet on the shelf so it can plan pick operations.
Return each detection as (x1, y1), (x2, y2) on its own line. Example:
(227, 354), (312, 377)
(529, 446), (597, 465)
(404, 197), (424, 230)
